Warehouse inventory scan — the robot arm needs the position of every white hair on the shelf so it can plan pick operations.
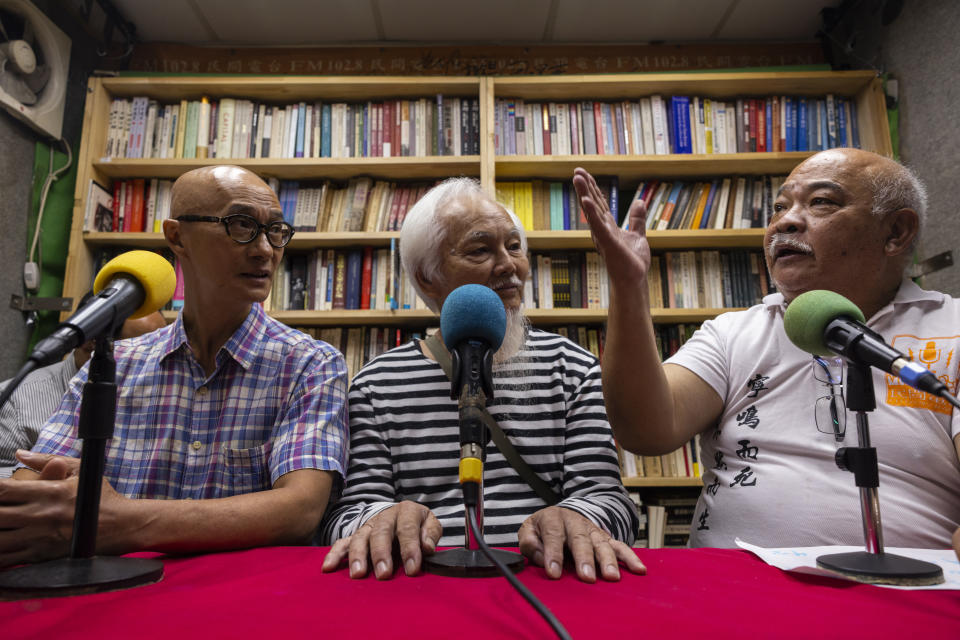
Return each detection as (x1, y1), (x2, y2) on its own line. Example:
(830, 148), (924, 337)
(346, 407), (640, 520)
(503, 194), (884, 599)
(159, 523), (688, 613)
(399, 177), (527, 313)
(868, 161), (927, 246)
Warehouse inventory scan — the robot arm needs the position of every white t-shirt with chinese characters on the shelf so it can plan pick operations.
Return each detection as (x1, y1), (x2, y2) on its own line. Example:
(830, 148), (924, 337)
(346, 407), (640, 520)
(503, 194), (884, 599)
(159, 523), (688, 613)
(666, 278), (960, 548)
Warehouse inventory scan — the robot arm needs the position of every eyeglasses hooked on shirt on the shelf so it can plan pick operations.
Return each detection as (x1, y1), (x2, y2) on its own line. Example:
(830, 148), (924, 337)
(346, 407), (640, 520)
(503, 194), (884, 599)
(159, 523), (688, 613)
(813, 355), (846, 441)
(176, 214), (295, 248)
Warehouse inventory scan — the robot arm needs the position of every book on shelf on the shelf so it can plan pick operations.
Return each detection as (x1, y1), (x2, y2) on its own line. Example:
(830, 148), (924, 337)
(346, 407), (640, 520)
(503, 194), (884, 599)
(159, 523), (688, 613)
(93, 178), (174, 232)
(527, 248), (770, 311)
(646, 505), (666, 549)
(492, 92), (861, 157)
(296, 324), (429, 380)
(633, 174), (785, 231)
(616, 434), (702, 481)
(104, 95), (479, 160)
(271, 247), (426, 313)
(93, 178), (440, 235)
(84, 180), (115, 232)
(647, 489), (701, 548)
(495, 177), (616, 231)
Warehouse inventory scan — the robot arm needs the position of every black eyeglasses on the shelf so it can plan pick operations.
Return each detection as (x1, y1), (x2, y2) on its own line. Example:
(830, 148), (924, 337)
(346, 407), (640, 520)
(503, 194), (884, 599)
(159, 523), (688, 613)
(176, 214), (295, 248)
(813, 356), (846, 441)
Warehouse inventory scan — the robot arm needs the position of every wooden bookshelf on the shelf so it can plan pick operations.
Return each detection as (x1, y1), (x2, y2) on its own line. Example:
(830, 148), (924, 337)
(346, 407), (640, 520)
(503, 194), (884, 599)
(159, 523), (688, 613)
(66, 70), (891, 495)
(83, 228), (766, 251)
(155, 307), (744, 327)
(494, 152), (815, 181)
(622, 477), (703, 488)
(92, 156), (480, 181)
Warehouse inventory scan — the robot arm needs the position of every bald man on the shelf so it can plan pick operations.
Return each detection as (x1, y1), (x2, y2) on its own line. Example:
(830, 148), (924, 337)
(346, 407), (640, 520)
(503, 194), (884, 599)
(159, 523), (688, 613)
(574, 148), (960, 550)
(2, 166), (348, 567)
(0, 302), (166, 478)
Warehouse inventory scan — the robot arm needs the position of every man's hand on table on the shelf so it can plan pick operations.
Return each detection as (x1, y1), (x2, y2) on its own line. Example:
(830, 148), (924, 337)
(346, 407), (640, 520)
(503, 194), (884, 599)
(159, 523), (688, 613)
(321, 500), (442, 579)
(0, 451), (127, 567)
(517, 506), (646, 583)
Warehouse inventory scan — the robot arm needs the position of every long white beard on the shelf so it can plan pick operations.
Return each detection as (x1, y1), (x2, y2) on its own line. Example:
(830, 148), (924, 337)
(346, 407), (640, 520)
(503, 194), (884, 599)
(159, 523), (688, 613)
(493, 306), (529, 366)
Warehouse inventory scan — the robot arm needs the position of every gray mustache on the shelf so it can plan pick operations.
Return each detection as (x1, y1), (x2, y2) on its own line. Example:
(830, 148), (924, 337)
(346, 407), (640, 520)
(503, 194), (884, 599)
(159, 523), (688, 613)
(766, 234), (813, 258)
(490, 277), (524, 290)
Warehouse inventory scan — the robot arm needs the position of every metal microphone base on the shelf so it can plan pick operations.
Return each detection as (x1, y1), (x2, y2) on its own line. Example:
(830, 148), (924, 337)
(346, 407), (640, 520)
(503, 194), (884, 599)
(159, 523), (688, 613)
(424, 547), (524, 578)
(816, 551), (943, 586)
(0, 556), (164, 599)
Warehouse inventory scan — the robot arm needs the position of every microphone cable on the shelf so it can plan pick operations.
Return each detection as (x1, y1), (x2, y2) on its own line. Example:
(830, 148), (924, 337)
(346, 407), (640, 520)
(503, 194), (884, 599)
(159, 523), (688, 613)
(939, 390), (960, 411)
(466, 506), (572, 640)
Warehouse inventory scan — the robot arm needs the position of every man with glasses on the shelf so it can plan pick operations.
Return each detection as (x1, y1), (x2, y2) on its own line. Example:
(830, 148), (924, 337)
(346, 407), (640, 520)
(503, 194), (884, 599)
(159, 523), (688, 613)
(574, 148), (960, 552)
(1, 166), (348, 568)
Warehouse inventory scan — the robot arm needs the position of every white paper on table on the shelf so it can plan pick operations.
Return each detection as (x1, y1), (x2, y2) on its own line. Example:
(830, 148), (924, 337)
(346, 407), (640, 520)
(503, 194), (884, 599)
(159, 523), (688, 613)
(735, 538), (960, 590)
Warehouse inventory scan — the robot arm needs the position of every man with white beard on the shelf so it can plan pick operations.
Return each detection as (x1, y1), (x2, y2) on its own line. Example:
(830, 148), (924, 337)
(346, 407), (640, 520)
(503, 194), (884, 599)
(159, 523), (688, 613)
(319, 178), (642, 582)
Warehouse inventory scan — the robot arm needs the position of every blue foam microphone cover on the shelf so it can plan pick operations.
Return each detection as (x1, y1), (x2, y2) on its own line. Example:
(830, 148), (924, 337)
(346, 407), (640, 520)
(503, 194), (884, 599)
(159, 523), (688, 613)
(783, 289), (866, 356)
(440, 284), (507, 352)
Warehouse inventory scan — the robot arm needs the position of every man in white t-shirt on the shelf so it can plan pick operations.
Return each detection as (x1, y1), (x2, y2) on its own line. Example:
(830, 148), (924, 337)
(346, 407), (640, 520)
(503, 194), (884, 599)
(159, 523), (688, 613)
(573, 148), (960, 555)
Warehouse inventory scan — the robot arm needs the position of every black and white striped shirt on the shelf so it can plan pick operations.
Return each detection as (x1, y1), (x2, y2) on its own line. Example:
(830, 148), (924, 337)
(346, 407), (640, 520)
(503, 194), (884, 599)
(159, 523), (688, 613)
(0, 357), (77, 477)
(319, 329), (638, 546)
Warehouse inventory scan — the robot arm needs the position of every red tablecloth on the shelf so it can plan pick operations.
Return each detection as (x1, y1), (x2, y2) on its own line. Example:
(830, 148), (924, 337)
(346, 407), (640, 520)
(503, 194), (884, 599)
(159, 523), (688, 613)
(2, 547), (957, 639)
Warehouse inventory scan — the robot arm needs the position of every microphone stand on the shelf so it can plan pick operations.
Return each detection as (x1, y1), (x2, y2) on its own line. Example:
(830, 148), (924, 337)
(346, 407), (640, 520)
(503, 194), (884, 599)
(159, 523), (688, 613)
(0, 334), (163, 598)
(425, 342), (524, 578)
(815, 360), (943, 585)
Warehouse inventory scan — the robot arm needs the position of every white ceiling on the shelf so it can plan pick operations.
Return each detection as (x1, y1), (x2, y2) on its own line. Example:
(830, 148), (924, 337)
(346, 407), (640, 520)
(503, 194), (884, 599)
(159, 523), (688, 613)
(112, 0), (840, 46)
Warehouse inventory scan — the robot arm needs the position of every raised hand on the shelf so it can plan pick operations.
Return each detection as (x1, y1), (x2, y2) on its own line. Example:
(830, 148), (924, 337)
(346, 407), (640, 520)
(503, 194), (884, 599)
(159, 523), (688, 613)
(572, 167), (651, 288)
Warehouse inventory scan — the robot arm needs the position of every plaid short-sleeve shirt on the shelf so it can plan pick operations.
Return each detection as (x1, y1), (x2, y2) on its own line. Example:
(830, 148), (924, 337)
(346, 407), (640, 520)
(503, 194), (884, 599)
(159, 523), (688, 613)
(33, 304), (348, 499)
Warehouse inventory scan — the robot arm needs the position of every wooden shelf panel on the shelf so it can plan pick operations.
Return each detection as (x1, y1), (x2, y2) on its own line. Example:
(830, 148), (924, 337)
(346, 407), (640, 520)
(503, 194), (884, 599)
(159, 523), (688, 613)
(83, 229), (765, 251)
(102, 76), (482, 101)
(84, 232), (166, 247)
(495, 152), (812, 180)
(526, 229), (765, 250)
(271, 309), (437, 327)
(528, 308), (741, 324)
(162, 309), (438, 327)
(621, 476), (703, 488)
(492, 70), (880, 100)
(162, 307), (735, 327)
(92, 157), (481, 181)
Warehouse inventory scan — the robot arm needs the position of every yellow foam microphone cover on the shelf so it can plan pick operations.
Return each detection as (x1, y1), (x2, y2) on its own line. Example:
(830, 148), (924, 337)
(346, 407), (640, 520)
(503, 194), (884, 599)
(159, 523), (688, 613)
(93, 250), (177, 318)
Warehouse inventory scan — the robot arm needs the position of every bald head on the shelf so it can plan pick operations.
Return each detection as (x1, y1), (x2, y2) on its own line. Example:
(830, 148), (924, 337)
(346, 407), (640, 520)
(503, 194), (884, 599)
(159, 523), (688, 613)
(171, 165), (278, 219)
(790, 148), (927, 234)
(120, 310), (167, 340)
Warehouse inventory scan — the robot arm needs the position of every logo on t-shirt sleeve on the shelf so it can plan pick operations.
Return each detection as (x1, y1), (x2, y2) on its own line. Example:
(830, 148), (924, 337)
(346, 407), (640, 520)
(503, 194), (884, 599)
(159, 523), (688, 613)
(885, 335), (959, 414)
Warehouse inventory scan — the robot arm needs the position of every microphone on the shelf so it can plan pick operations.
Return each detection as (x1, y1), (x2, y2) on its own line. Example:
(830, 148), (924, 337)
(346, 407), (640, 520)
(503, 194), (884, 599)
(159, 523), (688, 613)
(439, 284), (506, 503)
(783, 289), (949, 397)
(28, 251), (177, 367)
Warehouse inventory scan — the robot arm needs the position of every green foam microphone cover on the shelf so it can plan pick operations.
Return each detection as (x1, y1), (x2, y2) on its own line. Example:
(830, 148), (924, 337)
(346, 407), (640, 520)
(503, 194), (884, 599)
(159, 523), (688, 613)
(783, 290), (866, 356)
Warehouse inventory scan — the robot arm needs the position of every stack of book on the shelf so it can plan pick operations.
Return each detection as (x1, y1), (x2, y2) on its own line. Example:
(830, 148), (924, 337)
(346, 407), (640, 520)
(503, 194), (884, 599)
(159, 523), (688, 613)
(495, 177), (618, 231)
(268, 243), (426, 314)
(493, 94), (860, 157)
(524, 250), (609, 311)
(276, 179), (437, 232)
(83, 178), (174, 232)
(84, 176), (439, 234)
(632, 175), (786, 231)
(297, 325), (430, 382)
(527, 248), (772, 311)
(104, 95), (481, 160)
(646, 492), (700, 548)
(552, 324), (607, 361)
(619, 437), (703, 482)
